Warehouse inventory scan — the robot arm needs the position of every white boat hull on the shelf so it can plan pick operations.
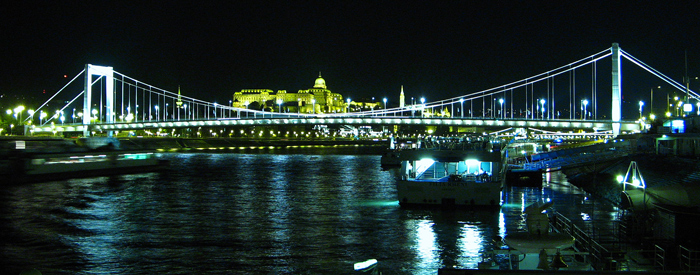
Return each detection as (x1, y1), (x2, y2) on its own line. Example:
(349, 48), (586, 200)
(397, 179), (502, 206)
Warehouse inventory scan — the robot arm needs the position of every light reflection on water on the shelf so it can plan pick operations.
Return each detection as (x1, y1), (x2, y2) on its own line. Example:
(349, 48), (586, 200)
(0, 152), (616, 274)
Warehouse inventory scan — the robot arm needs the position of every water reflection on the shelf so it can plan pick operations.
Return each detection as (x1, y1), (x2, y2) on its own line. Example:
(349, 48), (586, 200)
(0, 152), (616, 274)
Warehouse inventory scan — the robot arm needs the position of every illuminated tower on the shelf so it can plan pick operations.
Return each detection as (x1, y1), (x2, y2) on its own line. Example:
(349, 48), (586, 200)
(399, 85), (405, 108)
(176, 86), (183, 108)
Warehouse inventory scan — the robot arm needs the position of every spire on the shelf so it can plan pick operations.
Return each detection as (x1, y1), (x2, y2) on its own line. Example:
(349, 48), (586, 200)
(176, 85), (183, 107)
(318, 71), (322, 78)
(399, 85), (405, 108)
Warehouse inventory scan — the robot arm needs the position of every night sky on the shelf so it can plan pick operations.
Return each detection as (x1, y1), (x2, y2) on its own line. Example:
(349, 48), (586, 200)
(2, 1), (700, 116)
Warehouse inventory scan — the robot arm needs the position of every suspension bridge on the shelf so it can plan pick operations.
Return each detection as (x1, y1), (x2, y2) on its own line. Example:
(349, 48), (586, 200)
(22, 43), (698, 138)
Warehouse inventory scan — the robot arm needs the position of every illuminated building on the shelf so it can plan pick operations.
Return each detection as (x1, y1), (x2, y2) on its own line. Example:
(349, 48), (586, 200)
(232, 73), (347, 114)
(399, 85), (405, 108)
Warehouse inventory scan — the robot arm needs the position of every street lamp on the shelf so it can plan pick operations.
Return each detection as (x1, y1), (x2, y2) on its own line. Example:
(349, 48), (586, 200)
(420, 97), (426, 117)
(383, 98), (387, 116)
(277, 98), (283, 113)
(14, 106), (25, 123)
(499, 98), (504, 119)
(311, 98), (316, 114)
(650, 86), (659, 118)
(27, 109), (35, 124)
(582, 99), (589, 120)
(40, 111), (47, 125)
(639, 101), (644, 119)
(539, 99), (546, 119)
(346, 98), (351, 113)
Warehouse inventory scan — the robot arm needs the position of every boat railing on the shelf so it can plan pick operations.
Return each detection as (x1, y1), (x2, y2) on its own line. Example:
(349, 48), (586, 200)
(414, 173), (496, 183)
(521, 149), (628, 171)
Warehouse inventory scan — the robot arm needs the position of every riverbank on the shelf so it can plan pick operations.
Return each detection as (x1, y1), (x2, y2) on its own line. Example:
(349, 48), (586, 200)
(1, 136), (390, 153)
(562, 153), (700, 205)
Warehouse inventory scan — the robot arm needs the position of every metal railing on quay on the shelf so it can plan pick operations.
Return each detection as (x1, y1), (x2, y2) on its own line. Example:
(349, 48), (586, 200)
(679, 245), (700, 272)
(551, 212), (611, 270)
(655, 244), (666, 271)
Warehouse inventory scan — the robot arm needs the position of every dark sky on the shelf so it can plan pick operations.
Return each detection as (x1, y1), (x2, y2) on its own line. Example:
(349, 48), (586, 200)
(2, 1), (700, 116)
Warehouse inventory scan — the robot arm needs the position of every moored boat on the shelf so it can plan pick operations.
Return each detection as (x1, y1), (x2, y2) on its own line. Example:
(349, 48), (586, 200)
(396, 138), (504, 207)
(1, 138), (168, 184)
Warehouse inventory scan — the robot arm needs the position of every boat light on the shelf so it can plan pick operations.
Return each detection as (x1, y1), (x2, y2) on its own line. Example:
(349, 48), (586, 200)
(354, 259), (378, 271)
(465, 159), (480, 166)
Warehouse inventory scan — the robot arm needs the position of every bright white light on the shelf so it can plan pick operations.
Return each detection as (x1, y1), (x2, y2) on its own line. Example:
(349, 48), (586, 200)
(684, 103), (693, 112)
(465, 159), (480, 166)
(354, 259), (378, 271)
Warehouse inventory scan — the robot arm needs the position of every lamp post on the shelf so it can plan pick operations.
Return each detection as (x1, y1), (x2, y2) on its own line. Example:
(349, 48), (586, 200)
(582, 99), (589, 120)
(14, 106), (25, 124)
(27, 109), (35, 125)
(650, 86), (659, 118)
(183, 104), (188, 120)
(40, 111), (47, 125)
(277, 98), (282, 114)
(346, 98), (350, 113)
(499, 98), (504, 119)
(311, 98), (316, 114)
(383, 98), (387, 116)
(538, 99), (545, 119)
(420, 97), (425, 117)
(639, 101), (644, 119)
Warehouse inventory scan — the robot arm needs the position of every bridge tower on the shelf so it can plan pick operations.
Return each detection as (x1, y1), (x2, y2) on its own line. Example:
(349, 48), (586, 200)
(83, 64), (114, 137)
(611, 43), (622, 136)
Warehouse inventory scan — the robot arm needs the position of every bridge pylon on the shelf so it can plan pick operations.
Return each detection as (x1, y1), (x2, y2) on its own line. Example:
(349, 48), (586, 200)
(83, 64), (114, 137)
(611, 43), (622, 136)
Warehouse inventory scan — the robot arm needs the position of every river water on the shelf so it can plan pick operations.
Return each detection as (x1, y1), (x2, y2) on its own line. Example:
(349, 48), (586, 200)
(0, 147), (618, 274)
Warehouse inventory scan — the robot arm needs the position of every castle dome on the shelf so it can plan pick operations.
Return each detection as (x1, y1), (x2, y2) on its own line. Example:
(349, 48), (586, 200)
(313, 72), (327, 89)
